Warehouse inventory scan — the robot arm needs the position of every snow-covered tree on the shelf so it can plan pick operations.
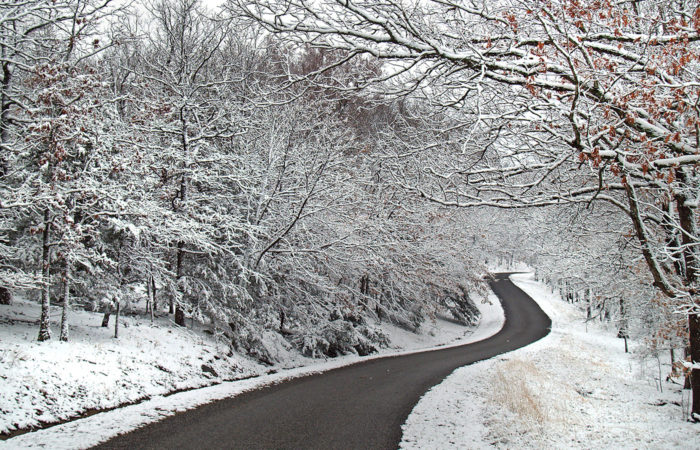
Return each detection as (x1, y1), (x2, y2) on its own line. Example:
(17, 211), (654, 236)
(234, 0), (700, 416)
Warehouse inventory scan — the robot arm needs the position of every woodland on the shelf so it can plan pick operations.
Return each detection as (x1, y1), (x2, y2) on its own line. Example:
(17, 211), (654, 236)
(1, 0), (700, 423)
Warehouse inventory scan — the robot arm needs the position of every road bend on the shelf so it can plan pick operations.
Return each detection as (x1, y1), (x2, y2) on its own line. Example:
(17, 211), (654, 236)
(95, 273), (551, 450)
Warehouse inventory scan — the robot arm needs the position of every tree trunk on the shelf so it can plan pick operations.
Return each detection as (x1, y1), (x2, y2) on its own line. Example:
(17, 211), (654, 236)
(149, 276), (155, 322)
(675, 170), (700, 419)
(0, 287), (11, 305)
(114, 299), (120, 339)
(152, 276), (157, 315)
(618, 298), (629, 353)
(175, 306), (185, 327)
(59, 266), (70, 342)
(37, 210), (52, 342)
(685, 347), (693, 389)
(689, 314), (700, 420)
(101, 312), (111, 327)
(174, 240), (186, 327)
(146, 277), (151, 314)
(0, 61), (13, 177)
(172, 118), (189, 325)
(360, 275), (369, 296)
(662, 199), (685, 279)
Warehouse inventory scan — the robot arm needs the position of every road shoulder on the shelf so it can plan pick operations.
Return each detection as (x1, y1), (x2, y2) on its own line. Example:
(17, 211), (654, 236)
(1, 293), (505, 449)
(400, 273), (697, 449)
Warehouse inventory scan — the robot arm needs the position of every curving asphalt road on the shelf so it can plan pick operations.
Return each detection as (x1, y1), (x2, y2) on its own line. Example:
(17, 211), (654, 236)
(95, 273), (551, 450)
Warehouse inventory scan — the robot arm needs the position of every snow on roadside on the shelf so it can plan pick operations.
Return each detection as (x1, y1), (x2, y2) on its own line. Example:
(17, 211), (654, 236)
(0, 300), (266, 437)
(382, 291), (504, 353)
(400, 272), (699, 450)
(1, 291), (503, 449)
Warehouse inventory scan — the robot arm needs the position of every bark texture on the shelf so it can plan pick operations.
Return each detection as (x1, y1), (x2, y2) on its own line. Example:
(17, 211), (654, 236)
(37, 210), (52, 342)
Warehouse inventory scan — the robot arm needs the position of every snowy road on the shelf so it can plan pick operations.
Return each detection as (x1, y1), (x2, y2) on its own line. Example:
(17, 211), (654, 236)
(95, 273), (551, 450)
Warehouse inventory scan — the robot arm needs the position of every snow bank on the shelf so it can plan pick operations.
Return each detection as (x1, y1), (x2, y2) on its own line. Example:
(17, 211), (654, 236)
(0, 299), (266, 437)
(400, 273), (698, 449)
(1, 291), (503, 449)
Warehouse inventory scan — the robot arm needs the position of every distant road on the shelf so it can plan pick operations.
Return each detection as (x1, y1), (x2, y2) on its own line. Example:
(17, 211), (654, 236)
(95, 273), (551, 450)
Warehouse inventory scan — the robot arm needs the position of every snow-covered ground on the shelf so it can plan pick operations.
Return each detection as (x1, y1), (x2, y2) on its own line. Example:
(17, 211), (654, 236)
(401, 272), (699, 449)
(0, 291), (504, 449)
(0, 299), (266, 436)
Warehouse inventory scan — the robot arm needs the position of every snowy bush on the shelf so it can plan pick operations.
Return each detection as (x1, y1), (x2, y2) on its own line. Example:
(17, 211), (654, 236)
(238, 330), (275, 366)
(293, 320), (390, 358)
(441, 289), (481, 327)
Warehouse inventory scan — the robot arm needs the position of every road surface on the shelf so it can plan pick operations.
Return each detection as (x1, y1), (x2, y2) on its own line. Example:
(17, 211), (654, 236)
(95, 273), (551, 449)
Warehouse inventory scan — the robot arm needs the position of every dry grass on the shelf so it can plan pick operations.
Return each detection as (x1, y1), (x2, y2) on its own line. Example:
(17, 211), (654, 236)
(487, 355), (585, 446)
(490, 359), (548, 427)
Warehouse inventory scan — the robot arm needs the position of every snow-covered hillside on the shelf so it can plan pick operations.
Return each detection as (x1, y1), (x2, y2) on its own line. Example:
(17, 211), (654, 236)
(401, 273), (699, 449)
(0, 290), (503, 447)
(0, 299), (265, 436)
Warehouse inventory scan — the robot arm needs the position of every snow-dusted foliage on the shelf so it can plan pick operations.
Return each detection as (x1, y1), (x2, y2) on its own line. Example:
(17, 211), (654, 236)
(480, 206), (677, 349)
(0, 0), (487, 376)
(235, 0), (700, 418)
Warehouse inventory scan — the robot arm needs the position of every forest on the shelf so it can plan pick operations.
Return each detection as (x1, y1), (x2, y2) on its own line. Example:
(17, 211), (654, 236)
(1, 0), (700, 427)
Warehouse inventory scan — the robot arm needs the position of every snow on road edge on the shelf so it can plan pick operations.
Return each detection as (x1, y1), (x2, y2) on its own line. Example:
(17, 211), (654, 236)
(1, 293), (505, 449)
(400, 273), (697, 449)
